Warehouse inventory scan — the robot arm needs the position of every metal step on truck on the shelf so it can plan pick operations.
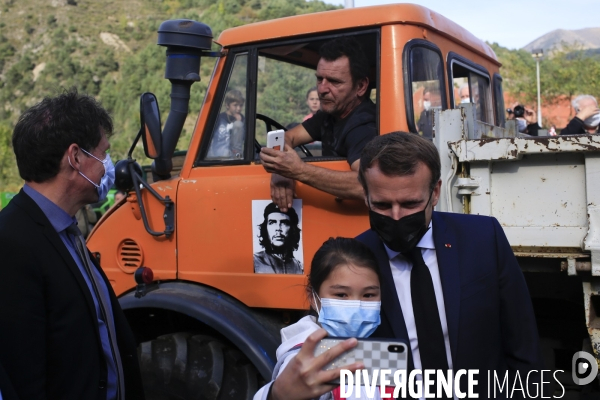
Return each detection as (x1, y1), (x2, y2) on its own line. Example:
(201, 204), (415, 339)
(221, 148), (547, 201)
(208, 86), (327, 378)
(86, 4), (600, 398)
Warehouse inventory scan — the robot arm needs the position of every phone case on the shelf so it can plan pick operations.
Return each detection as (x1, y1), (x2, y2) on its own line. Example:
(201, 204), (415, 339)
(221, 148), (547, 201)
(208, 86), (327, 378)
(266, 129), (285, 150)
(314, 338), (408, 383)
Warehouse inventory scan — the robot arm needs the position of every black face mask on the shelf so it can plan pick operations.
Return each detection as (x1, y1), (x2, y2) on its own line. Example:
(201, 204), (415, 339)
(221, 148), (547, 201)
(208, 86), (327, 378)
(368, 191), (433, 254)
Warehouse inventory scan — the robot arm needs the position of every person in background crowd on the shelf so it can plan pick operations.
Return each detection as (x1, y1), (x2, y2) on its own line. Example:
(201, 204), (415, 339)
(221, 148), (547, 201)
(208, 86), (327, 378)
(303, 86), (320, 121)
(76, 203), (98, 238)
(507, 103), (539, 136)
(207, 89), (246, 159)
(458, 83), (470, 104)
(114, 190), (126, 203)
(417, 89), (440, 140)
(560, 95), (600, 135)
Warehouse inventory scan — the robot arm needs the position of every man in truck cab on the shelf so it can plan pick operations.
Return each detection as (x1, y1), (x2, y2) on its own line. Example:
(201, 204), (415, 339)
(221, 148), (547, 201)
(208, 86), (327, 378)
(260, 36), (377, 212)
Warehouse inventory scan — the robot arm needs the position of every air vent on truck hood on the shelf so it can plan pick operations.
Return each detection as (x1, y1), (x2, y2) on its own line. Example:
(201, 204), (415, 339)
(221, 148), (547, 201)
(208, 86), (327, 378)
(117, 239), (143, 273)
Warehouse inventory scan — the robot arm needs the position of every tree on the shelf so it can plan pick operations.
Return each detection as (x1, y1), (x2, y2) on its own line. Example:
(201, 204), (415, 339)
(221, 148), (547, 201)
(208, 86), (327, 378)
(542, 43), (600, 107)
(491, 43), (537, 105)
(0, 125), (21, 191)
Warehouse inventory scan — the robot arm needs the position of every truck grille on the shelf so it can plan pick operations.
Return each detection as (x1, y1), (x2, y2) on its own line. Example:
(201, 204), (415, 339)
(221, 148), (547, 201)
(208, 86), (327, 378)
(117, 239), (143, 273)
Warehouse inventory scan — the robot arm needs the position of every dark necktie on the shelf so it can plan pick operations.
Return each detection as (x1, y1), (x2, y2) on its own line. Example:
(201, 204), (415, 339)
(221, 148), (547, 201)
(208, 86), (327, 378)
(66, 224), (125, 399)
(404, 247), (449, 372)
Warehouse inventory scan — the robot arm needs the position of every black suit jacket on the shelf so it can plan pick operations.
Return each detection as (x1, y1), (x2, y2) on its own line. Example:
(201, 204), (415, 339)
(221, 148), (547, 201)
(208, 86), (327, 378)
(357, 212), (543, 397)
(0, 190), (144, 400)
(0, 360), (18, 400)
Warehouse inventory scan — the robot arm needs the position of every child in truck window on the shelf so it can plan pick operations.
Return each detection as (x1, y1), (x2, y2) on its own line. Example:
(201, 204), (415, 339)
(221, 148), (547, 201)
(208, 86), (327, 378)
(254, 237), (393, 400)
(303, 86), (320, 122)
(207, 89), (245, 159)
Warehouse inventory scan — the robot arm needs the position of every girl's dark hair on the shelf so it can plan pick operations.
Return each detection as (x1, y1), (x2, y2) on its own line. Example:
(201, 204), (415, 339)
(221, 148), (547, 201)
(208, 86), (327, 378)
(308, 237), (380, 298)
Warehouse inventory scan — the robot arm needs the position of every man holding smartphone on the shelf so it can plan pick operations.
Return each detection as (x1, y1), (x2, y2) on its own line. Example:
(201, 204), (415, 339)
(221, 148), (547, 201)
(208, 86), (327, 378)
(260, 36), (376, 212)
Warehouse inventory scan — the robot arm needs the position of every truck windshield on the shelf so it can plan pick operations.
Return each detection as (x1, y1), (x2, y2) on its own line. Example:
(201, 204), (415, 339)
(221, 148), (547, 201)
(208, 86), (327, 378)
(205, 53), (248, 160)
(197, 32), (379, 164)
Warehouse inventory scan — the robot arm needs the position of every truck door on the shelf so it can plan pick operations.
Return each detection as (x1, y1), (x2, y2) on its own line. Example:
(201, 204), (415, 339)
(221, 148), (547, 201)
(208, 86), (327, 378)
(176, 32), (379, 310)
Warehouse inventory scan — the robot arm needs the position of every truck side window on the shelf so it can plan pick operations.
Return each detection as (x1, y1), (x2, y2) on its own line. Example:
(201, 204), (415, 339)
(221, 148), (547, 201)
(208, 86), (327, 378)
(404, 42), (446, 139)
(449, 57), (493, 124)
(205, 53), (248, 160)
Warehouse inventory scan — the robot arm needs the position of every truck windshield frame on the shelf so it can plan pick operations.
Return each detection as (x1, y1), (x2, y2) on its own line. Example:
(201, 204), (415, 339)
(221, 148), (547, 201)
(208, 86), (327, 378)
(403, 39), (447, 138)
(194, 29), (380, 166)
(493, 73), (506, 128)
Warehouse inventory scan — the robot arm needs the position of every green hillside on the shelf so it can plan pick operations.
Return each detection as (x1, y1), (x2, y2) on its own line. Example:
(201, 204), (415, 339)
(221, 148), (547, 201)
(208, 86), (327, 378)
(1, 0), (600, 191)
(491, 41), (600, 121)
(0, 0), (338, 190)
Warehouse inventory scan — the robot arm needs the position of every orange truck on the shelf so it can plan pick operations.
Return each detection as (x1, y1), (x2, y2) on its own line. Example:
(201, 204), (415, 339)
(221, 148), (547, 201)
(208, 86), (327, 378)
(87, 4), (588, 398)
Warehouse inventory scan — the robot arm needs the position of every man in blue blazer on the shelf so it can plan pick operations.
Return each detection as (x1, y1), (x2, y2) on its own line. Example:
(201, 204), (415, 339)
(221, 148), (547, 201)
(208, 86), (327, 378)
(356, 132), (543, 397)
(0, 91), (144, 400)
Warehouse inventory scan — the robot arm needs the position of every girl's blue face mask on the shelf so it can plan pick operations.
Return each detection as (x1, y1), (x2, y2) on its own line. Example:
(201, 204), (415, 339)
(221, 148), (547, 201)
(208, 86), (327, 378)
(313, 293), (381, 338)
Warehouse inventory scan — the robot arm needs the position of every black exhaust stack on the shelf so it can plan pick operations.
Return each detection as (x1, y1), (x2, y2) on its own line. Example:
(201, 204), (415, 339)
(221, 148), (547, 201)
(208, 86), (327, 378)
(152, 19), (213, 179)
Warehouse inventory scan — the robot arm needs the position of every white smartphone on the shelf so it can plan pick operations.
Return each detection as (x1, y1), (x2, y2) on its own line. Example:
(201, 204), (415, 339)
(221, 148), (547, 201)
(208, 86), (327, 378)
(314, 338), (408, 384)
(266, 129), (285, 150)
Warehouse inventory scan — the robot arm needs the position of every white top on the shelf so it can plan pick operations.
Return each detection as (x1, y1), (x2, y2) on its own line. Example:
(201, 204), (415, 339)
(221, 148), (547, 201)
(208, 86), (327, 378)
(254, 315), (385, 400)
(384, 222), (453, 371)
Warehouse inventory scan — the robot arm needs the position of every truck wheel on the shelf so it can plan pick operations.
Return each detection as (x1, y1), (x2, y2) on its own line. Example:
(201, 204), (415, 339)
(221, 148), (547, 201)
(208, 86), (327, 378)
(138, 332), (261, 400)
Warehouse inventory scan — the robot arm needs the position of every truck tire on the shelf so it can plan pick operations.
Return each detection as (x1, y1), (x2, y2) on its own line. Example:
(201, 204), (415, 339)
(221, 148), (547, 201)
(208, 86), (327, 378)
(138, 332), (261, 400)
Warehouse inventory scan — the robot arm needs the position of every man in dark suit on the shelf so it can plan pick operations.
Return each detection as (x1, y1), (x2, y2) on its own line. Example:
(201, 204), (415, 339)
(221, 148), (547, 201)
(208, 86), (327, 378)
(0, 90), (144, 400)
(356, 132), (543, 397)
(0, 360), (18, 400)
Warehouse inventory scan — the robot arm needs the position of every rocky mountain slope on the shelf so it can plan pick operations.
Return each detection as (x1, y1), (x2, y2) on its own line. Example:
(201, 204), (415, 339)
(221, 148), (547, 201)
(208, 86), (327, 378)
(523, 27), (600, 53)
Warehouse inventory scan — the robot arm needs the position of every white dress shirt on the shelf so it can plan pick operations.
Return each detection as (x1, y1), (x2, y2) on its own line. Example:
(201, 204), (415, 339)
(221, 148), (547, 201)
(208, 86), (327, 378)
(384, 222), (453, 371)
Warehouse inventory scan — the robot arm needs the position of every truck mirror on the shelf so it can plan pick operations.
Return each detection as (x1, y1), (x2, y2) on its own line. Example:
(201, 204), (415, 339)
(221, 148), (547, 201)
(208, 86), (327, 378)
(114, 159), (143, 192)
(140, 92), (162, 159)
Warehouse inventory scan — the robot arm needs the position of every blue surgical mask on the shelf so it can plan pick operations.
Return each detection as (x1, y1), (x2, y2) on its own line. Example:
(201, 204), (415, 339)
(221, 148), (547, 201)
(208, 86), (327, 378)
(314, 294), (381, 338)
(70, 148), (115, 202)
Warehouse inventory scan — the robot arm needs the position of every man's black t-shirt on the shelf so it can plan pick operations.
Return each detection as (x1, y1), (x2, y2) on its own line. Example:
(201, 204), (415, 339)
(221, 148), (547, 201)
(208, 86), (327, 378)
(302, 99), (376, 165)
(560, 117), (599, 135)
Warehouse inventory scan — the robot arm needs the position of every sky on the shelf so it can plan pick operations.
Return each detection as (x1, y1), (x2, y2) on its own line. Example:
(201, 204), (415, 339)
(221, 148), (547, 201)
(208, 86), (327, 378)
(322, 0), (600, 50)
